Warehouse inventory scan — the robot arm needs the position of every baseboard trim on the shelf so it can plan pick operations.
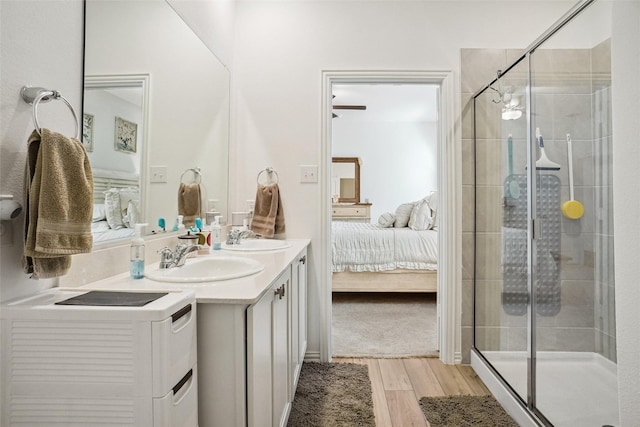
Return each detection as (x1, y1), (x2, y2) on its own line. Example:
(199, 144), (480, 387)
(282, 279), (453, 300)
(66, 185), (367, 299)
(304, 351), (321, 362)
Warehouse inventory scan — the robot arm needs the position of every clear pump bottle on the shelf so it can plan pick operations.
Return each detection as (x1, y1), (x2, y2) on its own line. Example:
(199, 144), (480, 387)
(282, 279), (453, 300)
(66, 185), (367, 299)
(130, 223), (148, 279)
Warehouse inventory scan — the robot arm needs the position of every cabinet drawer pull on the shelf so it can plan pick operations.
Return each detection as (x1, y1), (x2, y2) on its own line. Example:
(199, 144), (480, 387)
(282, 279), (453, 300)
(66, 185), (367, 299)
(173, 369), (193, 395)
(299, 255), (306, 264)
(171, 303), (192, 323)
(275, 285), (285, 300)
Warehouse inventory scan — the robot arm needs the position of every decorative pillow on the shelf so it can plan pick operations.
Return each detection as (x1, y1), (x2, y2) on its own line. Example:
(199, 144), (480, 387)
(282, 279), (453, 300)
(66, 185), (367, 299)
(378, 212), (396, 228)
(123, 200), (141, 229)
(409, 198), (433, 231)
(427, 191), (438, 230)
(104, 189), (124, 229)
(119, 187), (140, 228)
(92, 204), (106, 222)
(394, 202), (416, 228)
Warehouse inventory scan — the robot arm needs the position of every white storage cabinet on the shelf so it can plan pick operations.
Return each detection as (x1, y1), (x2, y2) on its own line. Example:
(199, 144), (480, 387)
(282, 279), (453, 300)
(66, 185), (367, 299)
(0, 289), (198, 427)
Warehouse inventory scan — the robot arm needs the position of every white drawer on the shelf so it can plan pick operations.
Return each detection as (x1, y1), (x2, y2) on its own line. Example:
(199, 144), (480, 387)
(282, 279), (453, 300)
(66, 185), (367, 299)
(153, 365), (198, 427)
(152, 302), (197, 397)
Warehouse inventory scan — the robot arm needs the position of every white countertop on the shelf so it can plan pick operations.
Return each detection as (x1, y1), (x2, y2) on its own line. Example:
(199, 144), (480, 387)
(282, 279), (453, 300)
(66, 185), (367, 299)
(73, 239), (310, 305)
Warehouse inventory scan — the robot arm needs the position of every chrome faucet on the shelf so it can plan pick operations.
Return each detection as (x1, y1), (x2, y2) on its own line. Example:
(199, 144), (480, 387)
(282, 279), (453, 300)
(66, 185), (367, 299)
(226, 229), (257, 245)
(158, 243), (201, 269)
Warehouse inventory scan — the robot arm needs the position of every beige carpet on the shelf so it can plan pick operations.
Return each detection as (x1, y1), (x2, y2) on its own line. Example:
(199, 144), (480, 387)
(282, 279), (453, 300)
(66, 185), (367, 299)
(419, 395), (518, 426)
(287, 362), (375, 427)
(332, 292), (438, 358)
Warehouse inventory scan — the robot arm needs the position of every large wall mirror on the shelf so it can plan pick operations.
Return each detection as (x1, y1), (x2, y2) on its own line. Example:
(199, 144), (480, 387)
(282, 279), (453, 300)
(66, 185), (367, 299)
(83, 0), (230, 244)
(331, 157), (360, 203)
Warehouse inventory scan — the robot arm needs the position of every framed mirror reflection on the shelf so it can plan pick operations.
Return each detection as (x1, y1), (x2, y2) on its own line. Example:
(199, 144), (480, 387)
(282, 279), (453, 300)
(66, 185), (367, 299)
(331, 157), (360, 203)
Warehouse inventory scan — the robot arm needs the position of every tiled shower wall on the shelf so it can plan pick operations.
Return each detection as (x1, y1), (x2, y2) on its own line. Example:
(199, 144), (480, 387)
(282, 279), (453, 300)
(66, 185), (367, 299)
(460, 42), (614, 363)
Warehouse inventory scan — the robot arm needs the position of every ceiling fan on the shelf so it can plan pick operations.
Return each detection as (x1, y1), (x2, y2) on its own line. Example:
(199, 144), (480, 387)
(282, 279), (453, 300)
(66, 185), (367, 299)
(332, 94), (366, 118)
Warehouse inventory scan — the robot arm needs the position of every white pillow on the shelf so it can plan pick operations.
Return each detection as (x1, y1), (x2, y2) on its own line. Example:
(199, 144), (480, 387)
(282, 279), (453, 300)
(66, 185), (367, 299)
(123, 200), (141, 229)
(427, 191), (438, 230)
(394, 202), (416, 228)
(92, 204), (106, 222)
(409, 199), (433, 231)
(119, 187), (140, 228)
(104, 189), (124, 229)
(378, 212), (396, 228)
(427, 191), (438, 211)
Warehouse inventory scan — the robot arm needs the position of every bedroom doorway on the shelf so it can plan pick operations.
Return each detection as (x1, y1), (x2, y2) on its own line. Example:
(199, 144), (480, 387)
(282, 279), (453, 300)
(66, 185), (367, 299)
(330, 81), (440, 358)
(321, 70), (458, 364)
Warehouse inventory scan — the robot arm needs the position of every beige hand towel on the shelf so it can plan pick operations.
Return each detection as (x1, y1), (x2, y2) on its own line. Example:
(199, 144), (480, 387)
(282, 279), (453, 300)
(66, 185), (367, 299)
(178, 183), (202, 227)
(250, 183), (285, 238)
(23, 129), (94, 279)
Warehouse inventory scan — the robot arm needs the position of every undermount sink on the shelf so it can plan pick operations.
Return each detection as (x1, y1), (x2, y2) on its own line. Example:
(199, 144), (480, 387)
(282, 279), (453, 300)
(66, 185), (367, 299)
(222, 239), (292, 252)
(145, 256), (264, 283)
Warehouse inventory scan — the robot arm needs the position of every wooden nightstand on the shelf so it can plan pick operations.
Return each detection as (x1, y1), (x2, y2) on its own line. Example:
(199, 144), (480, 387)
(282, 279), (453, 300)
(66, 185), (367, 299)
(332, 203), (372, 222)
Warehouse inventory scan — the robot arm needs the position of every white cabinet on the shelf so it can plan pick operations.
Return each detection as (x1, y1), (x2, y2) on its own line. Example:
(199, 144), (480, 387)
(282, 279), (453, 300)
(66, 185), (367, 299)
(0, 290), (198, 427)
(289, 249), (307, 399)
(247, 267), (290, 427)
(201, 246), (308, 427)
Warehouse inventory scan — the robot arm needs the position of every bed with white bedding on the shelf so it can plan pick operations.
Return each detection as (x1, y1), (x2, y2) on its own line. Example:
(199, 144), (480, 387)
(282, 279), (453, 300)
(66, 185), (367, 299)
(332, 221), (438, 293)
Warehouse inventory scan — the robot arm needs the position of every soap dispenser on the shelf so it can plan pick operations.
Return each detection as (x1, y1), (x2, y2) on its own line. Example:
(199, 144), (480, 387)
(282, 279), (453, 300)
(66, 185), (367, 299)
(211, 215), (222, 250)
(130, 223), (148, 279)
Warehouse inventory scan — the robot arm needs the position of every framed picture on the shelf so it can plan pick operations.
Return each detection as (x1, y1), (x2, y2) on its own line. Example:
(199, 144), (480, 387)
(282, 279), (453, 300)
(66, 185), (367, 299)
(114, 116), (137, 154)
(82, 113), (94, 152)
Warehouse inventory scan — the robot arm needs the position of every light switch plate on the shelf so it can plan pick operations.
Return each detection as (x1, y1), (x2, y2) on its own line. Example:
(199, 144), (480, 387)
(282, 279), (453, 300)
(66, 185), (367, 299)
(150, 165), (168, 183)
(300, 165), (318, 183)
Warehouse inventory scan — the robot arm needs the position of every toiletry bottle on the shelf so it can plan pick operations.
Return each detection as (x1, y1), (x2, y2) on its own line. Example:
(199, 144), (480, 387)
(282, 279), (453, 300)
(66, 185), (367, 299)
(130, 223), (148, 279)
(211, 215), (222, 250)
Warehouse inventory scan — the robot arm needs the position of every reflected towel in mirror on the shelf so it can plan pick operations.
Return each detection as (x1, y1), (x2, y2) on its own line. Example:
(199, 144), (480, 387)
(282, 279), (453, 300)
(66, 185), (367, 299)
(178, 183), (202, 227)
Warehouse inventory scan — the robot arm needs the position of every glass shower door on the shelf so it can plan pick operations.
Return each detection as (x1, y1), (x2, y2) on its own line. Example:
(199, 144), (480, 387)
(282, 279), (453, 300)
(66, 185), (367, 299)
(474, 57), (530, 403)
(530, 1), (617, 424)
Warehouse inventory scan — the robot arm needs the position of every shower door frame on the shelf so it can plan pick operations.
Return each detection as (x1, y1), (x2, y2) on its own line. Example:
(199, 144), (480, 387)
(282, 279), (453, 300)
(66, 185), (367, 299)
(471, 0), (599, 425)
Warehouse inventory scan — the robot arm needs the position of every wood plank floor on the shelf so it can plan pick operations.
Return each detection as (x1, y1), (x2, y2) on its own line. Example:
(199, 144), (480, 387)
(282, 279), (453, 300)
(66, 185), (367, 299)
(334, 357), (491, 427)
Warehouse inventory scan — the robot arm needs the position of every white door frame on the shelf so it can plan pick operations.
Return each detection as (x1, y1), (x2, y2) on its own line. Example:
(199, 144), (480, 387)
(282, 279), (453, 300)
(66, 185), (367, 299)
(320, 70), (461, 364)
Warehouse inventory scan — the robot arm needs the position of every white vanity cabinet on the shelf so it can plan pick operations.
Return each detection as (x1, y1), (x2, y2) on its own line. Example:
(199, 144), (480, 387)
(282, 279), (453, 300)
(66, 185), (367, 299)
(248, 267), (291, 427)
(289, 249), (307, 398)
(198, 245), (308, 427)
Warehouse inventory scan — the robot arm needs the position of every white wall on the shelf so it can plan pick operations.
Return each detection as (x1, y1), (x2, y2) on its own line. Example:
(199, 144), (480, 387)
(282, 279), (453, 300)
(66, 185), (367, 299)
(611, 1), (640, 423)
(332, 119), (437, 221)
(231, 0), (574, 361)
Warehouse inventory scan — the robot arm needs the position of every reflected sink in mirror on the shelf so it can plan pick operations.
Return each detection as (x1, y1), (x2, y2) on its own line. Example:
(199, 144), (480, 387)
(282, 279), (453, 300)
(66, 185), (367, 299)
(145, 256), (264, 283)
(222, 239), (292, 252)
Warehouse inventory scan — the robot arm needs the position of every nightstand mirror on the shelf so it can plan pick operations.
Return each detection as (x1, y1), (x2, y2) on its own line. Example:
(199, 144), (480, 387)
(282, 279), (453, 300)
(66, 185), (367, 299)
(331, 157), (360, 203)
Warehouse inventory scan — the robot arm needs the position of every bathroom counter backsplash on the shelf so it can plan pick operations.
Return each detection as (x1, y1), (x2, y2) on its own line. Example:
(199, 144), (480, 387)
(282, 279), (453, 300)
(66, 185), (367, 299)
(68, 238), (310, 304)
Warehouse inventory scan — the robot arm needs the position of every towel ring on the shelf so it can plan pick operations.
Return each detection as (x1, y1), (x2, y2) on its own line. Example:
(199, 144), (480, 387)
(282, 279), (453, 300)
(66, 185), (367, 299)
(180, 167), (202, 184)
(257, 167), (279, 185)
(21, 86), (80, 140)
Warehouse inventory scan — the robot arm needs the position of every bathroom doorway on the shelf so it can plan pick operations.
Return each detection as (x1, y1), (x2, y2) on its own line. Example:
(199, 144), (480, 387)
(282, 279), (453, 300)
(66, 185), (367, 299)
(322, 73), (457, 361)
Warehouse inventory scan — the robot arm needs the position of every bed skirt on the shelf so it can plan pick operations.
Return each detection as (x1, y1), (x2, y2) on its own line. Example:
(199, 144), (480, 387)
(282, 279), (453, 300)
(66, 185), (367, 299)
(332, 269), (437, 293)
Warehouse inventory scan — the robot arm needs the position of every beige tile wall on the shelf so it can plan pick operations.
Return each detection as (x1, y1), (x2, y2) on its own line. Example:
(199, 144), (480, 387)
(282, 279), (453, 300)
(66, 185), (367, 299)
(461, 41), (615, 363)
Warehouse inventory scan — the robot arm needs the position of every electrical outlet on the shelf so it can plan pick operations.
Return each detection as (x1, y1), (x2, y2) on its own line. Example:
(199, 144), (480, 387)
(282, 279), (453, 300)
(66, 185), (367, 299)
(300, 165), (318, 183)
(150, 165), (168, 183)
